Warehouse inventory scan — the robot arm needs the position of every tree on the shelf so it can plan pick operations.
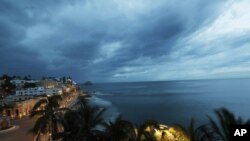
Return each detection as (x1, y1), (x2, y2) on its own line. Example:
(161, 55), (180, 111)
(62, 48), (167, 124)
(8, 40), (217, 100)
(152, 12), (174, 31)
(187, 119), (212, 141)
(1, 74), (15, 93)
(53, 110), (80, 141)
(200, 108), (250, 141)
(0, 105), (3, 114)
(23, 82), (36, 88)
(75, 98), (105, 141)
(24, 76), (29, 80)
(55, 98), (106, 141)
(103, 116), (137, 141)
(30, 95), (64, 141)
(62, 77), (66, 84)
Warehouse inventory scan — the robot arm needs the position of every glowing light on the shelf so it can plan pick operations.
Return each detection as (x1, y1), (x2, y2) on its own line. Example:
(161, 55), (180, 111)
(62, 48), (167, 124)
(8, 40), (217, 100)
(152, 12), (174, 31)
(142, 123), (189, 141)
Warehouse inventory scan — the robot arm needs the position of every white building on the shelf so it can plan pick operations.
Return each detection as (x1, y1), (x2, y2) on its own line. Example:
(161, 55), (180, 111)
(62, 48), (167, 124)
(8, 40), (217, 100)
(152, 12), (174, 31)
(45, 88), (63, 96)
(10, 79), (38, 88)
(10, 79), (26, 87)
(26, 80), (38, 83)
(16, 87), (45, 96)
(16, 87), (62, 96)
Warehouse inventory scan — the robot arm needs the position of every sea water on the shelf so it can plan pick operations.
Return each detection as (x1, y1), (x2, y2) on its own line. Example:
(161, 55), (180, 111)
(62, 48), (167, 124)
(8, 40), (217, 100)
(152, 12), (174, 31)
(81, 78), (250, 127)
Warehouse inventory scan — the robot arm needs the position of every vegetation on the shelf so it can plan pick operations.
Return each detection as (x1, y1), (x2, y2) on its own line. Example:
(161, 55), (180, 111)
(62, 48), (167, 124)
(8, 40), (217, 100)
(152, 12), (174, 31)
(23, 82), (36, 88)
(0, 74), (33, 93)
(0, 105), (3, 115)
(189, 108), (250, 141)
(30, 95), (65, 141)
(52, 98), (105, 141)
(103, 116), (137, 141)
(0, 74), (16, 93)
(31, 96), (250, 141)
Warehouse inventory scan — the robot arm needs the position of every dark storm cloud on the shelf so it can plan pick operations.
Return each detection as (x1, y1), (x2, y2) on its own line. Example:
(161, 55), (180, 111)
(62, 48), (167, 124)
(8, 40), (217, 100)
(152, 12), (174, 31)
(1, 0), (240, 82)
(0, 0), (48, 77)
(60, 41), (100, 60)
(88, 1), (220, 70)
(123, 14), (184, 58)
(0, 0), (30, 24)
(0, 46), (47, 77)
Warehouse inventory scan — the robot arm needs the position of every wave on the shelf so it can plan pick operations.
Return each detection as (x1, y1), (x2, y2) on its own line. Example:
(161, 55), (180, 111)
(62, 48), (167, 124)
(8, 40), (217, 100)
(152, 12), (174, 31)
(87, 95), (120, 122)
(92, 92), (199, 97)
(121, 85), (147, 89)
(88, 96), (113, 107)
(93, 91), (114, 96)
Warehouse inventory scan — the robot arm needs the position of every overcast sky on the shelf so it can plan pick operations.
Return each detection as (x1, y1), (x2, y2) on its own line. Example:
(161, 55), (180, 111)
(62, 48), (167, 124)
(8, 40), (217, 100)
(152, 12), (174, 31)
(1, 0), (250, 82)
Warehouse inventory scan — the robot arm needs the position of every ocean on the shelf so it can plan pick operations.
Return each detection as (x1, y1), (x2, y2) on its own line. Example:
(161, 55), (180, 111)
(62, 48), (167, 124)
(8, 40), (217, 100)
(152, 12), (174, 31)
(81, 78), (250, 127)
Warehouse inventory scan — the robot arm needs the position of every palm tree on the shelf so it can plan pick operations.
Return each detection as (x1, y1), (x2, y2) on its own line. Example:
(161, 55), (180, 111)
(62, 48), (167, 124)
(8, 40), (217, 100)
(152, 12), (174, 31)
(103, 115), (137, 141)
(75, 98), (106, 141)
(201, 108), (250, 141)
(0, 105), (3, 115)
(187, 119), (213, 141)
(53, 110), (79, 141)
(30, 95), (64, 141)
(55, 98), (106, 141)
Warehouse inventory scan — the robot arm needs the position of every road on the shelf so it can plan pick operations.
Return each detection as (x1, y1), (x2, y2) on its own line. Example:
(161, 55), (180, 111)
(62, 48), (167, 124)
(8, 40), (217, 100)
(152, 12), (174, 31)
(0, 92), (80, 141)
(0, 117), (36, 141)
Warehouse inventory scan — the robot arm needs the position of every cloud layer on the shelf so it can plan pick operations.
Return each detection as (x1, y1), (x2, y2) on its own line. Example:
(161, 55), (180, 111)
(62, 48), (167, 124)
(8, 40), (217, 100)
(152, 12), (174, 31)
(1, 0), (250, 82)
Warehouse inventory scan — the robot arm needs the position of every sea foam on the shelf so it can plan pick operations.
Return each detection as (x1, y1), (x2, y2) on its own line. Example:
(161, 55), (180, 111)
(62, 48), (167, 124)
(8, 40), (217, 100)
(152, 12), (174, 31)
(88, 94), (120, 122)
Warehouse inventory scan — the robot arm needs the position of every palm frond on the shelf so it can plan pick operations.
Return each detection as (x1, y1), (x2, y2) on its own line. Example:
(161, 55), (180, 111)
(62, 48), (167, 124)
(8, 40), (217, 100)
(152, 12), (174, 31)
(30, 110), (45, 118)
(30, 116), (49, 134)
(31, 98), (48, 111)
